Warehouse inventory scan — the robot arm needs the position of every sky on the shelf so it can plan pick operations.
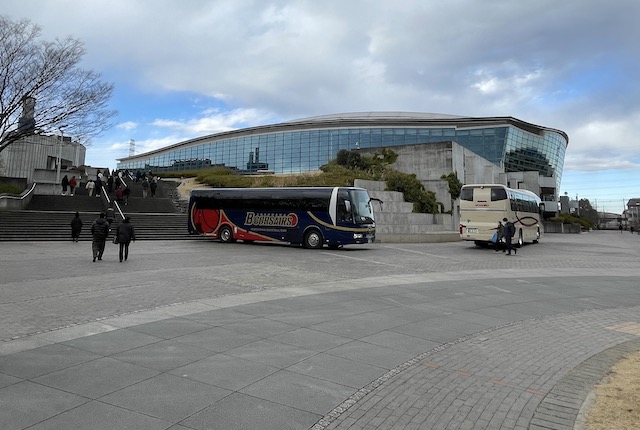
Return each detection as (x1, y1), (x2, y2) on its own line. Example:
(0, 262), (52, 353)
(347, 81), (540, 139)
(4, 0), (640, 214)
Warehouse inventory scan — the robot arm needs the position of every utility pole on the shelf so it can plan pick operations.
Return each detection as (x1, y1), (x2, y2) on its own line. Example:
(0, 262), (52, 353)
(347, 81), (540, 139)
(55, 125), (68, 184)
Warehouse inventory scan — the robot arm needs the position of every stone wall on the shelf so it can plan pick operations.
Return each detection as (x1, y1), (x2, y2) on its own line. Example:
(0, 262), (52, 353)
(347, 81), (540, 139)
(355, 179), (459, 243)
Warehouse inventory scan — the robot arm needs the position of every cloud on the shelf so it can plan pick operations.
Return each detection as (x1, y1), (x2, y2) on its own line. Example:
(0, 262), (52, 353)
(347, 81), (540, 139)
(562, 112), (640, 171)
(4, 0), (640, 181)
(149, 108), (277, 136)
(116, 121), (137, 131)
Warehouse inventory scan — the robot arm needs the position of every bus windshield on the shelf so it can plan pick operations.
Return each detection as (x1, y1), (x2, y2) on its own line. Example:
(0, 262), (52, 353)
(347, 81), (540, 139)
(349, 189), (375, 224)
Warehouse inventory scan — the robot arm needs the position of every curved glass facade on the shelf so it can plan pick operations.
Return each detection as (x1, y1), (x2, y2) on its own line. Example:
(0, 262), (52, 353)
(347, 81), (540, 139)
(117, 115), (567, 190)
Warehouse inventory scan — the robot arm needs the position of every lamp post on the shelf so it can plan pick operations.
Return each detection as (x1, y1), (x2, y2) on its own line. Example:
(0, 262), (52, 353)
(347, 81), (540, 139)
(55, 125), (67, 184)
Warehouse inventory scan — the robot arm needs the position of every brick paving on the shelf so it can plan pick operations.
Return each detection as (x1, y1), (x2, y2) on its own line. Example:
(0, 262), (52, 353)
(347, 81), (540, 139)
(1, 231), (640, 429)
(317, 307), (640, 430)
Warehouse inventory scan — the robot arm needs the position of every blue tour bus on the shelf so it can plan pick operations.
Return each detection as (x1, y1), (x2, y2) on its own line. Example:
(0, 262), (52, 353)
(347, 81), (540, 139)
(188, 186), (376, 249)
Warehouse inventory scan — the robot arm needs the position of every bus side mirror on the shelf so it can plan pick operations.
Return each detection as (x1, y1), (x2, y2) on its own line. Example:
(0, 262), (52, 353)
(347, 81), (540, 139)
(539, 203), (545, 213)
(344, 200), (351, 213)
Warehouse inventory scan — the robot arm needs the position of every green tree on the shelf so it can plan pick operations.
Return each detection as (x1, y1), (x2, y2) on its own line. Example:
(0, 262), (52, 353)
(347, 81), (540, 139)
(385, 170), (439, 214)
(440, 172), (462, 200)
(578, 198), (599, 226)
(0, 16), (115, 153)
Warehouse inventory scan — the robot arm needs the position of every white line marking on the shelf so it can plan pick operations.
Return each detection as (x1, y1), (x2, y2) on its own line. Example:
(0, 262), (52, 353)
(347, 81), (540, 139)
(382, 245), (451, 259)
(484, 285), (511, 293)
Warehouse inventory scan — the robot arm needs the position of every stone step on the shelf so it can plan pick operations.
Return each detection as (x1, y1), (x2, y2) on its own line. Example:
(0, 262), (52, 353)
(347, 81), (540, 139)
(0, 211), (199, 241)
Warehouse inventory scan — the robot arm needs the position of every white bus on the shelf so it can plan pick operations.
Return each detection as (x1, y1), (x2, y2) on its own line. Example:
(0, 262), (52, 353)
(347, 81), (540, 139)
(459, 184), (543, 247)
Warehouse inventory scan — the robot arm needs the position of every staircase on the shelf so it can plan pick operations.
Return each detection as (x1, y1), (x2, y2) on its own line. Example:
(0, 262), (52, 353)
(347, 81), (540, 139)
(0, 180), (201, 242)
(0, 211), (196, 241)
(354, 179), (459, 243)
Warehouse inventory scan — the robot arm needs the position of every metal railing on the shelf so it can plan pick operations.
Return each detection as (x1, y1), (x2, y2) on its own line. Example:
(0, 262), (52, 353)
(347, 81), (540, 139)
(0, 182), (37, 210)
(0, 182), (37, 201)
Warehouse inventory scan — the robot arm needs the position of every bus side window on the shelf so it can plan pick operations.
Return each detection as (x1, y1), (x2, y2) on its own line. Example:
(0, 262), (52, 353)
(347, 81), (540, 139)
(491, 188), (507, 201)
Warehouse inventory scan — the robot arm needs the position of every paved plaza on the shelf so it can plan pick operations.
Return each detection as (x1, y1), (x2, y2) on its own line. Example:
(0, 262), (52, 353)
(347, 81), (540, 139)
(1, 230), (640, 429)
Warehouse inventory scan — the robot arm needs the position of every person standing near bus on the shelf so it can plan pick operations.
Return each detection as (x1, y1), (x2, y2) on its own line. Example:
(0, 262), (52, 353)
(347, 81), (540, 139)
(503, 217), (516, 255)
(493, 221), (505, 253)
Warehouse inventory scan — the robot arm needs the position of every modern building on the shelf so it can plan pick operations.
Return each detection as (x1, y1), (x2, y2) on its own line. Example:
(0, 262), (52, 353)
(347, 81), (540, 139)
(116, 112), (568, 204)
(625, 198), (640, 229)
(0, 133), (86, 184)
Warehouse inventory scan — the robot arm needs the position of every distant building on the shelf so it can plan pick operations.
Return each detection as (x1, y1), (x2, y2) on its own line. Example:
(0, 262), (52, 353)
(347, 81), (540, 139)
(626, 198), (640, 229)
(0, 133), (86, 183)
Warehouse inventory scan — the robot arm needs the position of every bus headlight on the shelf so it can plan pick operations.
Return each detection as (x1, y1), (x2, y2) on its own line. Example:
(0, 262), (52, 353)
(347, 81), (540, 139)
(353, 233), (364, 239)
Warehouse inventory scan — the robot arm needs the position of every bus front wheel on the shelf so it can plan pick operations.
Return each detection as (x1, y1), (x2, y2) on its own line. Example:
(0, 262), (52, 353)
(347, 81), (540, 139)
(303, 229), (323, 249)
(219, 225), (234, 243)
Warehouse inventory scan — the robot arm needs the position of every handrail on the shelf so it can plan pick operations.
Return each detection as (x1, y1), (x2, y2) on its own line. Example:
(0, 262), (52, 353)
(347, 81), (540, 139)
(101, 184), (126, 221)
(113, 199), (125, 220)
(0, 182), (37, 200)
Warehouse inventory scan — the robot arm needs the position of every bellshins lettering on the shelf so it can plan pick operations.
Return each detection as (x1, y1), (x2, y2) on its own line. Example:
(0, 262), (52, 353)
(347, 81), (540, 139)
(244, 212), (298, 227)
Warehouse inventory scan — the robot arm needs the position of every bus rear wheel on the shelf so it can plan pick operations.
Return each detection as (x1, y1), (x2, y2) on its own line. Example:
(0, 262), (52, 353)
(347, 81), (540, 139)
(533, 229), (540, 244)
(303, 229), (323, 249)
(219, 225), (234, 243)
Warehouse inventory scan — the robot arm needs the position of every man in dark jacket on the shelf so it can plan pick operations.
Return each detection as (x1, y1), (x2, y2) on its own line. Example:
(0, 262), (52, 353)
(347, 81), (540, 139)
(91, 213), (110, 261)
(503, 217), (517, 255)
(70, 212), (83, 242)
(116, 216), (136, 262)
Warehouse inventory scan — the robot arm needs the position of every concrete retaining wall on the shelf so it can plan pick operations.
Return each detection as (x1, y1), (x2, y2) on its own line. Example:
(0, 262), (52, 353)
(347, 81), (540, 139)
(355, 179), (460, 243)
(543, 222), (582, 234)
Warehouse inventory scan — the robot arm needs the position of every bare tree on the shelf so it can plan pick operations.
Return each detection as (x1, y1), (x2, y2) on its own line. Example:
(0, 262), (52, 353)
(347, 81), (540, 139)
(0, 15), (116, 153)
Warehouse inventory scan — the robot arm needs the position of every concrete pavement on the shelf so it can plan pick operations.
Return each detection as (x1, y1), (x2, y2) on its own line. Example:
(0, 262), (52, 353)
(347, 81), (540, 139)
(1, 231), (640, 429)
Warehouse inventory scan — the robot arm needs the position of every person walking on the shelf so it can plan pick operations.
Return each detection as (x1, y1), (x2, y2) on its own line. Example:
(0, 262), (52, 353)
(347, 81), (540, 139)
(95, 176), (102, 198)
(85, 179), (95, 197)
(68, 176), (77, 196)
(123, 186), (130, 205)
(61, 175), (69, 196)
(116, 216), (136, 262)
(107, 175), (114, 193)
(105, 205), (115, 226)
(90, 212), (110, 262)
(141, 177), (150, 198)
(150, 177), (158, 197)
(70, 212), (83, 242)
(115, 185), (124, 203)
(503, 217), (517, 255)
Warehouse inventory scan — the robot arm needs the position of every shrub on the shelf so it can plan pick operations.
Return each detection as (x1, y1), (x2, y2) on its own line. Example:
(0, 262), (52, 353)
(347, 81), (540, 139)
(548, 214), (594, 230)
(440, 172), (462, 200)
(0, 183), (22, 194)
(385, 170), (439, 214)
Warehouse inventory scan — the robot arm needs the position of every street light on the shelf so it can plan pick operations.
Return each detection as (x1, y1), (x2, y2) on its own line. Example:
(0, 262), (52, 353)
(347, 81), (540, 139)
(55, 125), (68, 184)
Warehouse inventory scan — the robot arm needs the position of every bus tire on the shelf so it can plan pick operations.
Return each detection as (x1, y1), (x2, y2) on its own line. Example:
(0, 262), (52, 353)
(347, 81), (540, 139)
(219, 225), (233, 243)
(303, 229), (323, 249)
